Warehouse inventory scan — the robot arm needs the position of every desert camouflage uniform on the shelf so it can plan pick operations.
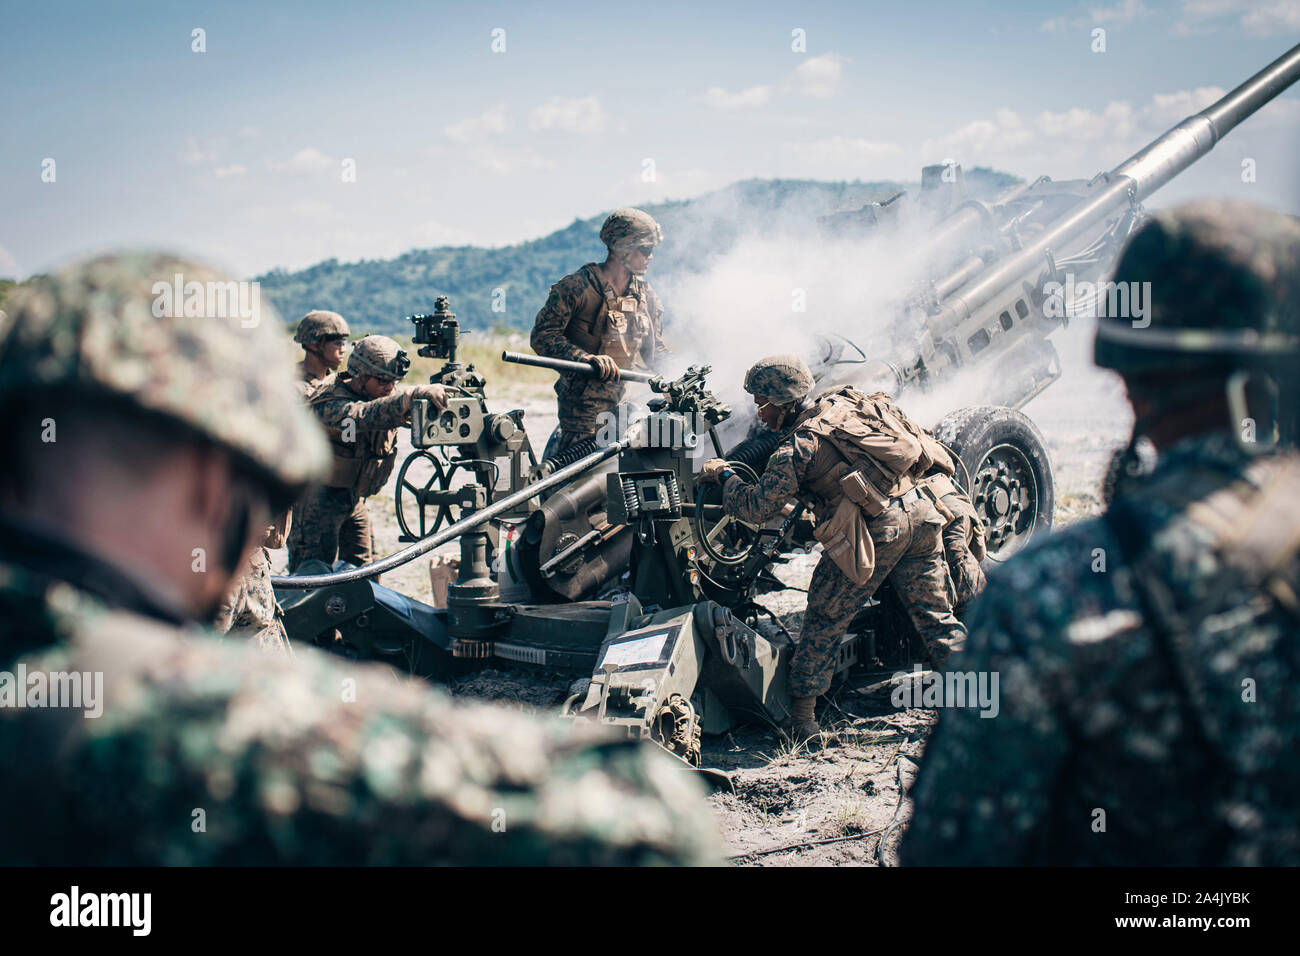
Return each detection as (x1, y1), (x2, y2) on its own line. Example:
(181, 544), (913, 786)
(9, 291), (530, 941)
(724, 417), (966, 698)
(286, 373), (414, 570)
(214, 546), (289, 654)
(903, 435), (1300, 865)
(531, 264), (668, 451)
(0, 531), (722, 865)
(921, 473), (987, 614)
(289, 360), (366, 565)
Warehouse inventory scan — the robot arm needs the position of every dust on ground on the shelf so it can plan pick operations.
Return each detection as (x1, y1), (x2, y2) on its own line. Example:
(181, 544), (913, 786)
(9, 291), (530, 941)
(275, 328), (1130, 866)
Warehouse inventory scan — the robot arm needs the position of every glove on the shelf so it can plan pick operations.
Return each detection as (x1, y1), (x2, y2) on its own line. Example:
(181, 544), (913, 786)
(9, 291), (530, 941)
(700, 458), (729, 484)
(413, 383), (449, 410)
(588, 354), (621, 382)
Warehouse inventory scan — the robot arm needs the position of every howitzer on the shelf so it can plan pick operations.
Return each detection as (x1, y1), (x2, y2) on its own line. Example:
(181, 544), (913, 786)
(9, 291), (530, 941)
(276, 45), (1300, 760)
(805, 41), (1300, 559)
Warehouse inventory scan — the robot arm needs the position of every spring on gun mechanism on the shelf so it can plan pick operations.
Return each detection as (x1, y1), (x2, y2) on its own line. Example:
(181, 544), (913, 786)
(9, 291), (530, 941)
(540, 437), (602, 471)
(620, 476), (641, 519)
(665, 473), (681, 511)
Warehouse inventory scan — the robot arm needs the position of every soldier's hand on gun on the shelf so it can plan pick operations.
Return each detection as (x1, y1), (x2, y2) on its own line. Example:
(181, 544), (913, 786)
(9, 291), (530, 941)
(588, 354), (621, 382)
(414, 383), (449, 410)
(700, 458), (728, 483)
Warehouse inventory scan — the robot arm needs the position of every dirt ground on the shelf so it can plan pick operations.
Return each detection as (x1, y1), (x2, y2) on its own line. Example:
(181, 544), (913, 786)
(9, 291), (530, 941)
(272, 328), (1130, 866)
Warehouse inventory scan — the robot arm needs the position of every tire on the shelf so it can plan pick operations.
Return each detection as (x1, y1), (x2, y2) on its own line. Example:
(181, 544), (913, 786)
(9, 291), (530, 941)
(933, 406), (1054, 562)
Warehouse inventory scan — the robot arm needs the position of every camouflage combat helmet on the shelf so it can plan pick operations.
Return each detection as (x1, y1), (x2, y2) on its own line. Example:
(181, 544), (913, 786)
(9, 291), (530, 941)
(294, 309), (350, 345)
(744, 354), (816, 404)
(0, 252), (329, 491)
(1094, 200), (1300, 378)
(347, 334), (411, 381)
(599, 208), (663, 250)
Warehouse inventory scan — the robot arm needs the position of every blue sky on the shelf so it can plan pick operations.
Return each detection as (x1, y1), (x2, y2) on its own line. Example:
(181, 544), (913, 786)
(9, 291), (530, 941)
(2, 0), (1297, 279)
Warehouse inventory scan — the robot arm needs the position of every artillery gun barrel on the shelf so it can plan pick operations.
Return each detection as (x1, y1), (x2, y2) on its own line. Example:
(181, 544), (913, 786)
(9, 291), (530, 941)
(271, 437), (629, 589)
(928, 41), (1300, 338)
(501, 350), (655, 384)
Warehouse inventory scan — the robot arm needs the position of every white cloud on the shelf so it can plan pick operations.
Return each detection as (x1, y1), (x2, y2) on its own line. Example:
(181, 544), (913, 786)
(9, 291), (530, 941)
(470, 146), (555, 175)
(780, 135), (903, 173)
(213, 164), (247, 179)
(444, 104), (510, 144)
(691, 85), (773, 109)
(180, 137), (216, 165)
(790, 54), (845, 99)
(237, 125), (259, 139)
(1042, 0), (1151, 32)
(270, 147), (337, 174)
(1174, 0), (1300, 35)
(916, 85), (1287, 182)
(1241, 0), (1300, 33)
(529, 95), (607, 133)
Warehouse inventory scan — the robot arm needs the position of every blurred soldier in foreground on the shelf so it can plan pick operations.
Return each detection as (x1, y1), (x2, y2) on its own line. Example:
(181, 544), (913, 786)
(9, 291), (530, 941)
(903, 201), (1300, 866)
(0, 253), (722, 865)
(294, 309), (350, 392)
(286, 335), (447, 572)
(531, 207), (669, 453)
(700, 355), (967, 741)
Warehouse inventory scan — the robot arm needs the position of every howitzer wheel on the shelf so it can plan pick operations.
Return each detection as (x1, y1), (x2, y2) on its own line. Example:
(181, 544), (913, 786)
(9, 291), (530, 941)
(693, 461), (763, 566)
(394, 451), (474, 541)
(934, 406), (1054, 562)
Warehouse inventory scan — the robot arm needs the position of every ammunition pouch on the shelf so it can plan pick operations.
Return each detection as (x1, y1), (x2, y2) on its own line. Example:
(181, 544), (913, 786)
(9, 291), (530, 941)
(813, 496), (876, 585)
(327, 454), (366, 491)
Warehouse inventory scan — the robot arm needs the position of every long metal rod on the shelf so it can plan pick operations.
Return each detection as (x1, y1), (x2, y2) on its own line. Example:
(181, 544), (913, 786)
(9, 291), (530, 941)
(501, 350), (655, 384)
(272, 438), (628, 588)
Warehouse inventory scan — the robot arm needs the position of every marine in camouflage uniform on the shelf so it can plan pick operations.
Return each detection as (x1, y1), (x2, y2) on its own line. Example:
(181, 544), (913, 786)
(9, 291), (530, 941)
(531, 208), (669, 452)
(920, 471), (987, 614)
(903, 201), (1300, 866)
(0, 253), (722, 865)
(701, 355), (966, 740)
(214, 546), (289, 654)
(286, 335), (447, 572)
(293, 309), (351, 394)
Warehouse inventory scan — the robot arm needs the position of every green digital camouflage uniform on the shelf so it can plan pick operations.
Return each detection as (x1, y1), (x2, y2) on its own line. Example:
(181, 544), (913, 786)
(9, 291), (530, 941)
(903, 436), (1300, 865)
(723, 413), (966, 698)
(0, 252), (723, 866)
(286, 373), (414, 571)
(904, 200), (1300, 866)
(214, 546), (290, 654)
(0, 536), (723, 865)
(530, 264), (668, 451)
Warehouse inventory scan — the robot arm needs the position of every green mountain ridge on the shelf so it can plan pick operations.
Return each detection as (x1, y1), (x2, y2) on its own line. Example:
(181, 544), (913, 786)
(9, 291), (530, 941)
(254, 171), (1021, 335)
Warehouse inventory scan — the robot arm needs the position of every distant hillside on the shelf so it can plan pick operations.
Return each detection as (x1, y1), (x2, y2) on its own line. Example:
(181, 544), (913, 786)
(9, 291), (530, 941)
(254, 171), (1020, 335)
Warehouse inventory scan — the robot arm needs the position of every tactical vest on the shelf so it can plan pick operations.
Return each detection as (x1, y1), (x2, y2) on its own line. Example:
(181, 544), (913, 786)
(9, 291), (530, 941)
(307, 376), (401, 498)
(798, 387), (954, 519)
(562, 264), (656, 369)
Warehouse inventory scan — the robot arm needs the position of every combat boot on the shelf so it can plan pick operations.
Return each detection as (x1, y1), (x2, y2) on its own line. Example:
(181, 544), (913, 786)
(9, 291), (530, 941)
(783, 695), (823, 743)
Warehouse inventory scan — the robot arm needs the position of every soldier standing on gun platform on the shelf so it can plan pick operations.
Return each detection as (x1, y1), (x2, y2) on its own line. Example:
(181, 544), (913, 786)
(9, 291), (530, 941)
(903, 201), (1300, 865)
(531, 207), (669, 454)
(0, 252), (721, 865)
(286, 334), (448, 571)
(699, 355), (967, 743)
